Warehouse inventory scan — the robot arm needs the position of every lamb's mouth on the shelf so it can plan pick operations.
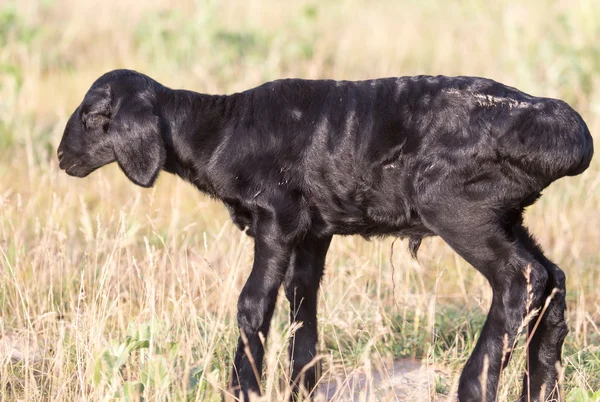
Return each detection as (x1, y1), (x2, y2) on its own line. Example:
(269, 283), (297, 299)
(64, 163), (97, 178)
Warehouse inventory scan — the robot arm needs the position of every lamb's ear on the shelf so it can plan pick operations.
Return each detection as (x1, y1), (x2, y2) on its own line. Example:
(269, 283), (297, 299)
(110, 96), (166, 188)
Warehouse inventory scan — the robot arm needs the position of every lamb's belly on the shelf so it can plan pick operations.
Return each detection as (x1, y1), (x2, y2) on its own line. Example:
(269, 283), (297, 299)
(308, 156), (423, 236)
(311, 191), (425, 237)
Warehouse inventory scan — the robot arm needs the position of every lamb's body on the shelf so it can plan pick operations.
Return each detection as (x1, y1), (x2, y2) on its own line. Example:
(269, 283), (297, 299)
(58, 70), (593, 402)
(165, 76), (591, 247)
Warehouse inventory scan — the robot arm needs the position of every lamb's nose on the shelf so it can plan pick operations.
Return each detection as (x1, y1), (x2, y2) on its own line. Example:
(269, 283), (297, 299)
(57, 149), (64, 162)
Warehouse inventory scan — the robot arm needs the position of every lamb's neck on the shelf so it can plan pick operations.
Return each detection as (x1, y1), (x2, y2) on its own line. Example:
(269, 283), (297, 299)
(159, 87), (244, 196)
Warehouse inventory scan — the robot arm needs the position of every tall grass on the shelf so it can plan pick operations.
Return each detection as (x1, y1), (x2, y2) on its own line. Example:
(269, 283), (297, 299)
(0, 0), (599, 400)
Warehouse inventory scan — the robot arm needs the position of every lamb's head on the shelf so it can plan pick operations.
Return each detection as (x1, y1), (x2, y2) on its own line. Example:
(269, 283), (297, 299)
(57, 69), (166, 188)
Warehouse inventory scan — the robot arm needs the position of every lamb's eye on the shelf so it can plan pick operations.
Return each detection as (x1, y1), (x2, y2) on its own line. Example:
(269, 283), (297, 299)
(86, 115), (100, 126)
(83, 114), (108, 130)
(81, 111), (90, 128)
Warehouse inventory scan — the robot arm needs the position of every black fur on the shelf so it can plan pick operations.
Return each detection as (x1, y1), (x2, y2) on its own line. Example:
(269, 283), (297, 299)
(58, 69), (593, 401)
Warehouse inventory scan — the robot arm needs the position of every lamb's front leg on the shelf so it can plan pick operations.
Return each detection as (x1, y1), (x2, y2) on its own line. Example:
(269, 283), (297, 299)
(228, 210), (294, 400)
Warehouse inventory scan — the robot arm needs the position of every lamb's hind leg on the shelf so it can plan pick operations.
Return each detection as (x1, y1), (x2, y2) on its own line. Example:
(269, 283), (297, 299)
(421, 205), (548, 402)
(513, 225), (568, 402)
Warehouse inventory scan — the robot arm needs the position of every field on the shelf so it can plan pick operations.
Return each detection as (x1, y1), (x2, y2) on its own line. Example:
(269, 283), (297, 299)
(0, 0), (599, 400)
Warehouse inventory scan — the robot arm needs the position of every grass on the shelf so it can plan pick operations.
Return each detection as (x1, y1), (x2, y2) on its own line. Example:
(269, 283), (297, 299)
(0, 0), (599, 400)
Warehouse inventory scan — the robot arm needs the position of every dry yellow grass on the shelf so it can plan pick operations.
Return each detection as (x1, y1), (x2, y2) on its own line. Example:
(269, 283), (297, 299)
(0, 0), (599, 400)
